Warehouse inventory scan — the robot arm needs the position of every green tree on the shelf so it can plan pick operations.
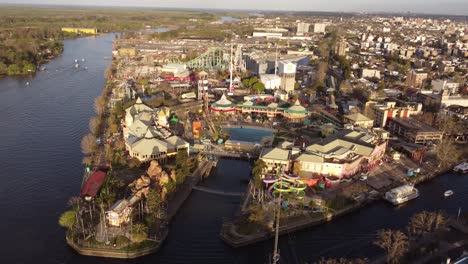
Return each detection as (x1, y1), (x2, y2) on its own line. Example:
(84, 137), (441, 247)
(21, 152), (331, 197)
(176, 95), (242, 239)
(175, 148), (189, 184)
(251, 159), (267, 188)
(252, 82), (265, 94)
(146, 188), (162, 217)
(58, 210), (76, 229)
(131, 223), (148, 243)
(22, 63), (36, 73)
(7, 64), (21, 75)
(0, 61), (8, 75)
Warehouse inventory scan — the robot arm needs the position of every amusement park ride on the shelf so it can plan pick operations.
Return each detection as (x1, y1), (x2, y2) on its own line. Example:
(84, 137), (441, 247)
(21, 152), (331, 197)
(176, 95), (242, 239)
(263, 165), (307, 264)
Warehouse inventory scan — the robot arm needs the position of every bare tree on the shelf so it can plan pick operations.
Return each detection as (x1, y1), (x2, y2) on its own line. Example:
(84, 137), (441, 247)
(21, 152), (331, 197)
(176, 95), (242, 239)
(407, 211), (447, 238)
(81, 133), (97, 155)
(374, 229), (409, 264)
(89, 116), (100, 135)
(435, 138), (461, 169)
(94, 96), (106, 117)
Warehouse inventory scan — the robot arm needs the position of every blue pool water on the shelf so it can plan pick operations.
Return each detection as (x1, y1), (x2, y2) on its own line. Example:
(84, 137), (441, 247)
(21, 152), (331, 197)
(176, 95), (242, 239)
(223, 127), (274, 143)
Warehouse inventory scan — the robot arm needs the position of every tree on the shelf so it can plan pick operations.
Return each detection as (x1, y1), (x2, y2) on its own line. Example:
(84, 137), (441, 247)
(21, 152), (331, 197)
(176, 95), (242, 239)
(59, 210), (76, 229)
(0, 61), (8, 75)
(175, 148), (189, 184)
(22, 63), (36, 73)
(252, 81), (265, 94)
(80, 133), (97, 155)
(374, 229), (409, 264)
(251, 159), (267, 188)
(147, 188), (162, 217)
(248, 204), (266, 224)
(407, 211), (447, 238)
(435, 138), (461, 169)
(131, 223), (148, 243)
(7, 64), (20, 75)
(89, 117), (100, 136)
(94, 96), (106, 117)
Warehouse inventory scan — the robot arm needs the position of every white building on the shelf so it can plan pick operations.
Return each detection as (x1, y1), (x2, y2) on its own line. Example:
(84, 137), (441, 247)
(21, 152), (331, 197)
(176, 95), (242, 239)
(297, 22), (310, 35)
(260, 74), (281, 90)
(432, 79), (460, 95)
(362, 68), (381, 79)
(313, 23), (327, 33)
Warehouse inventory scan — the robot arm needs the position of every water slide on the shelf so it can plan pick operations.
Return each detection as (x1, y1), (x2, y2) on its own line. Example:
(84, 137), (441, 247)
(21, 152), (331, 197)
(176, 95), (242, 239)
(262, 165), (307, 200)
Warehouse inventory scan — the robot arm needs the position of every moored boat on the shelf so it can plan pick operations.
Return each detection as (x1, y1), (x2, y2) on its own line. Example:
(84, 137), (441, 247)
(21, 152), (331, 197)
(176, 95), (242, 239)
(453, 162), (468, 174)
(385, 185), (419, 205)
(444, 190), (454, 197)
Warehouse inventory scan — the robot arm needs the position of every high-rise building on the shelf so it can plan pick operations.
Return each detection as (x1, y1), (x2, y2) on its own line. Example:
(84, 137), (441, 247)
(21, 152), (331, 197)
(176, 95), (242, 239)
(406, 70), (428, 88)
(335, 41), (347, 56)
(279, 61), (296, 93)
(296, 22), (310, 36)
(313, 23), (327, 33)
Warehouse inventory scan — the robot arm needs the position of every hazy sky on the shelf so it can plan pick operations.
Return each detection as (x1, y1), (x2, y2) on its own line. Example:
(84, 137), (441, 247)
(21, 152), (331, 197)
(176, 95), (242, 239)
(1, 0), (467, 16)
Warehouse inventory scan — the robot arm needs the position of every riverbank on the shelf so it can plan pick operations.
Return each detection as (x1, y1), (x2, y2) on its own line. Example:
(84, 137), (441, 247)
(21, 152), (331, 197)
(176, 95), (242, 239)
(220, 159), (452, 248)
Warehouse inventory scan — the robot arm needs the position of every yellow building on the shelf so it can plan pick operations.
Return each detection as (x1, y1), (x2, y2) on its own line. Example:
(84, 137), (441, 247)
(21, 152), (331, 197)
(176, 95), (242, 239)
(61, 27), (98, 35)
(118, 47), (137, 57)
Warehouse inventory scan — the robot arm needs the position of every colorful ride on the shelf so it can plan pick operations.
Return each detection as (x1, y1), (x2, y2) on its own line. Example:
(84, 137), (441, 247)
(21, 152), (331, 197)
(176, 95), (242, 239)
(262, 165), (307, 200)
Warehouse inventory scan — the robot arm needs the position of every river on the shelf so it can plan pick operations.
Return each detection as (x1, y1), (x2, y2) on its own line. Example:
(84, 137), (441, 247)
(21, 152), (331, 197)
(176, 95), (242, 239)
(0, 34), (466, 264)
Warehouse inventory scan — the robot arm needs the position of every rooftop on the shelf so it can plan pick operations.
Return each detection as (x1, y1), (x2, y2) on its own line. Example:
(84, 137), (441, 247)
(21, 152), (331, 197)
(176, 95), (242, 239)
(391, 117), (440, 132)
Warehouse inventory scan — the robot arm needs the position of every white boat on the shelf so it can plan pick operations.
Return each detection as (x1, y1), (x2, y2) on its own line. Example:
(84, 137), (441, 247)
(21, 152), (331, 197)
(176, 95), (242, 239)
(75, 63), (79, 68)
(453, 162), (468, 173)
(385, 185), (419, 205)
(444, 190), (454, 197)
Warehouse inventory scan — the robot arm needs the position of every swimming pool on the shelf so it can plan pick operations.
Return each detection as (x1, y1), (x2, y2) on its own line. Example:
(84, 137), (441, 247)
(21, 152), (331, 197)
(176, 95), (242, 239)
(222, 127), (274, 143)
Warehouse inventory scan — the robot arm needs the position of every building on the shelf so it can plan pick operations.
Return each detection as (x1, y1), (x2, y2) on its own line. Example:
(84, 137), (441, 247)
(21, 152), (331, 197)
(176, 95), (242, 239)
(61, 27), (97, 34)
(343, 113), (374, 129)
(335, 41), (347, 56)
(295, 130), (386, 178)
(282, 100), (310, 123)
(279, 61), (296, 93)
(296, 22), (310, 35)
(313, 23), (327, 33)
(387, 117), (443, 144)
(118, 47), (137, 57)
(406, 70), (428, 88)
(106, 197), (139, 227)
(362, 68), (381, 79)
(252, 32), (283, 38)
(210, 94), (236, 114)
(260, 74), (281, 90)
(260, 147), (291, 172)
(432, 79), (460, 95)
(369, 101), (422, 127)
(123, 98), (189, 162)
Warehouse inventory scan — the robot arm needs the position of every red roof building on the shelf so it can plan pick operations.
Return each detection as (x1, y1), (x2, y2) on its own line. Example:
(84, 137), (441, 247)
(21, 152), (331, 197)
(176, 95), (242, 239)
(80, 170), (107, 198)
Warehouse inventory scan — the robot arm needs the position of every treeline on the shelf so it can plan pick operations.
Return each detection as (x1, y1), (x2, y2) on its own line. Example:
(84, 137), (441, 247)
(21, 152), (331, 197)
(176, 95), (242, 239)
(0, 27), (64, 76)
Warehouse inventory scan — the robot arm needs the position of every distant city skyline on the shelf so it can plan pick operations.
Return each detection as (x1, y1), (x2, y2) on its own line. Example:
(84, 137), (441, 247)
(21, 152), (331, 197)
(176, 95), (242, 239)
(1, 0), (467, 16)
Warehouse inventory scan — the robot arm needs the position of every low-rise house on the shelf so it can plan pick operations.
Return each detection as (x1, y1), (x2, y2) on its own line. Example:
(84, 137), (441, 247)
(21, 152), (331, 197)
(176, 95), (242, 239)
(260, 147), (291, 172)
(387, 117), (443, 144)
(343, 113), (374, 129)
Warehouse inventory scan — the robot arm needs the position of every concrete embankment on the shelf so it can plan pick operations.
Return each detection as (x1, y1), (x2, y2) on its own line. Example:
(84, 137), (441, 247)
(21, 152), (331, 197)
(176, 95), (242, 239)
(68, 160), (214, 258)
(221, 201), (369, 248)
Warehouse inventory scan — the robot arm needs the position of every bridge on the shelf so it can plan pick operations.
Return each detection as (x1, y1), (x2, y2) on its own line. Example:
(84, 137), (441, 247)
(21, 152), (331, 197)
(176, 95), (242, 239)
(193, 186), (244, 197)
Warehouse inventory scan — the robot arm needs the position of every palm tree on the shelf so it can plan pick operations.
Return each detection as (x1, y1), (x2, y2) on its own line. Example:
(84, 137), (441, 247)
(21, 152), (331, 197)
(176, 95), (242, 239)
(251, 159), (267, 202)
(131, 224), (148, 243)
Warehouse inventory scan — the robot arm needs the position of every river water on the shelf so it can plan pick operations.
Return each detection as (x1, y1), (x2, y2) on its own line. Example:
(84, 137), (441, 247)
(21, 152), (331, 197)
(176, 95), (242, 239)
(0, 34), (466, 264)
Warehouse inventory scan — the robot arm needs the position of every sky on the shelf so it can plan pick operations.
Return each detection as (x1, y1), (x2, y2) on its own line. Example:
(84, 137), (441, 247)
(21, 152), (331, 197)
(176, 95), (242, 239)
(1, 0), (467, 16)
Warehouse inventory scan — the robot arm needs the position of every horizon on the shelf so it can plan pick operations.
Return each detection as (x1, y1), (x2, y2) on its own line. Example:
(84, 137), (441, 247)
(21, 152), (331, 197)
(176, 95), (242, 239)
(0, 1), (467, 17)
